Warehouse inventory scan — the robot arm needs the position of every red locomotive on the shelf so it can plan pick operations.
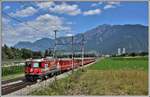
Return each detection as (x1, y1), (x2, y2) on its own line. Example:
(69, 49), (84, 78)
(24, 57), (95, 81)
(25, 58), (60, 81)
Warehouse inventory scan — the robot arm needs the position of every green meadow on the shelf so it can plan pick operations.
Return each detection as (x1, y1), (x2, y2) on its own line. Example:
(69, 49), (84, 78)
(89, 57), (148, 71)
(2, 65), (24, 80)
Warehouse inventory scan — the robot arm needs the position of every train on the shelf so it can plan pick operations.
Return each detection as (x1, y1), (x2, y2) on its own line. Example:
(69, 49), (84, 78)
(24, 57), (95, 81)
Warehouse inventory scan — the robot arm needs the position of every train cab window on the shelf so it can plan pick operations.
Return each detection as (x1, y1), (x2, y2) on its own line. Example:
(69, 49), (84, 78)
(45, 64), (48, 68)
(33, 62), (39, 68)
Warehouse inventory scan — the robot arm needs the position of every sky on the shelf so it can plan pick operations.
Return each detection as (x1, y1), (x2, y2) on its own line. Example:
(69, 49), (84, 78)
(2, 1), (148, 46)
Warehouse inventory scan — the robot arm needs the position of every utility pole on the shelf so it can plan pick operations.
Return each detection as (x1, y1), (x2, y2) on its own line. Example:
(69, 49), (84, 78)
(53, 30), (57, 81)
(81, 34), (84, 71)
(71, 35), (74, 73)
(53, 30), (57, 59)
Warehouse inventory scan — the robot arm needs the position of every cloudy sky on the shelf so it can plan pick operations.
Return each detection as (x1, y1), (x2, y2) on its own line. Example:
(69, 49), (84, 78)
(2, 1), (148, 46)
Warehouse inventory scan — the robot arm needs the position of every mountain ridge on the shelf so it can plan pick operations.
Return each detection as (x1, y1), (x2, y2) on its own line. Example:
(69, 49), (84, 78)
(14, 24), (148, 54)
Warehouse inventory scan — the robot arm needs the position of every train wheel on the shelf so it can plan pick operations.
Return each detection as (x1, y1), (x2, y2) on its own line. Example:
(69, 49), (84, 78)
(25, 77), (30, 82)
(44, 75), (48, 80)
(56, 71), (59, 75)
(30, 77), (34, 82)
(36, 79), (42, 83)
(54, 72), (58, 75)
(36, 77), (42, 82)
(48, 74), (52, 77)
(58, 71), (61, 74)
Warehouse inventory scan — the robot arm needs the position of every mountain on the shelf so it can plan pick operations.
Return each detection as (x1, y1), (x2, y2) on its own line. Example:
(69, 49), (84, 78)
(14, 24), (148, 54)
(82, 24), (148, 54)
(14, 38), (54, 51)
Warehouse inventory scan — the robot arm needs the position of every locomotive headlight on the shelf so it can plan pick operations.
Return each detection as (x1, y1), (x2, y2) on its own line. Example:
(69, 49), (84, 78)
(30, 68), (33, 72)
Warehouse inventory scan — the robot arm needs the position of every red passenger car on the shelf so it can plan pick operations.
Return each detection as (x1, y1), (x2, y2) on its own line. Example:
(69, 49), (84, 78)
(58, 58), (72, 72)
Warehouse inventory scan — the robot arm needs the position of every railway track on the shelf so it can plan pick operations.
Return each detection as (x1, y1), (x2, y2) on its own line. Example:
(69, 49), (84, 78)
(2, 81), (35, 95)
(2, 78), (36, 95)
(2, 69), (79, 95)
(2, 72), (65, 95)
(2, 76), (25, 84)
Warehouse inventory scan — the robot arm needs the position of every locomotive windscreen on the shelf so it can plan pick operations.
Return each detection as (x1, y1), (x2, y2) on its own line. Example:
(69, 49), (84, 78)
(33, 63), (39, 67)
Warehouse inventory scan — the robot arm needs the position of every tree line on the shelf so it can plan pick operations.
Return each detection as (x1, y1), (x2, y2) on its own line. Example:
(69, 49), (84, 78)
(2, 44), (53, 60)
(2, 44), (96, 60)
(111, 52), (148, 57)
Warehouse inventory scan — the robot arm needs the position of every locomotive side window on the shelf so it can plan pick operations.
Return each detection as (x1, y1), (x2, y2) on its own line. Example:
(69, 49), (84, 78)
(45, 64), (48, 68)
(39, 62), (45, 68)
(33, 62), (39, 68)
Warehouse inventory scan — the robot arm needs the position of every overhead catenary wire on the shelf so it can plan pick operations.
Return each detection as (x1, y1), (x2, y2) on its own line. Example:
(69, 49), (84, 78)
(2, 11), (56, 51)
(3, 11), (87, 56)
(2, 11), (43, 34)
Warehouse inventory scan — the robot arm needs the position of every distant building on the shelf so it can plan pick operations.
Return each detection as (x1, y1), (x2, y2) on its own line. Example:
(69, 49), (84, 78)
(118, 48), (121, 55)
(105, 54), (110, 57)
(122, 48), (126, 54)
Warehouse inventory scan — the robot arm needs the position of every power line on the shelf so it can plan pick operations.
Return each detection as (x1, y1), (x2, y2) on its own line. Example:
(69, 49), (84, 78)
(2, 11), (56, 50)
(2, 11), (42, 34)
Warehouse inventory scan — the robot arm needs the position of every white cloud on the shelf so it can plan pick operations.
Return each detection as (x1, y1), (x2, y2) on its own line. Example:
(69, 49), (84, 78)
(2, 17), (10, 24)
(2, 14), (72, 46)
(66, 33), (74, 37)
(67, 21), (74, 25)
(108, 1), (120, 5)
(91, 2), (103, 7)
(36, 14), (60, 21)
(49, 2), (81, 16)
(29, 14), (71, 36)
(104, 1), (120, 10)
(10, 7), (37, 17)
(83, 9), (101, 16)
(3, 6), (10, 10)
(36, 2), (81, 16)
(104, 4), (115, 10)
(91, 3), (97, 7)
(99, 2), (103, 5)
(2, 17), (20, 46)
(37, 1), (55, 9)
(35, 14), (66, 31)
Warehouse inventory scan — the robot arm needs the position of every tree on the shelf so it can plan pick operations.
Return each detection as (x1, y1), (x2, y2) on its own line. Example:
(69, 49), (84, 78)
(2, 46), (8, 60)
(21, 48), (33, 59)
(44, 50), (49, 57)
(129, 52), (136, 57)
(138, 52), (148, 56)
(4, 45), (14, 59)
(33, 51), (42, 58)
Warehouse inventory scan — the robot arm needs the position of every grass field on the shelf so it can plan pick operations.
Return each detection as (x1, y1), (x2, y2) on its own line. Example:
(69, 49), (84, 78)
(30, 56), (148, 95)
(2, 65), (24, 77)
(89, 57), (148, 71)
(2, 73), (24, 81)
(2, 60), (25, 80)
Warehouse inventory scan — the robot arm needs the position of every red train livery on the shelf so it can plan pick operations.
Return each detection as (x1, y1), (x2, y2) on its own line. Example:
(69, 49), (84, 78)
(24, 57), (95, 81)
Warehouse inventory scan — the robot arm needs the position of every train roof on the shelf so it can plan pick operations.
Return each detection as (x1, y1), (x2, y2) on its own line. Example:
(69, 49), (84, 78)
(25, 57), (94, 62)
(25, 58), (52, 62)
